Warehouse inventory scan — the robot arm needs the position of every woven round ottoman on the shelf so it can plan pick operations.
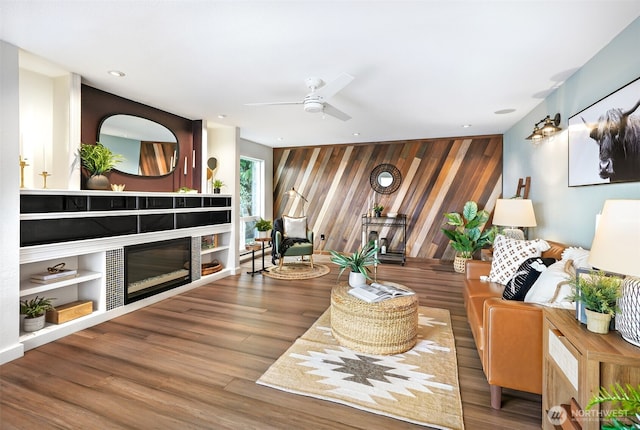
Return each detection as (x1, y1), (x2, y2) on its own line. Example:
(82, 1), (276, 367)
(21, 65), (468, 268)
(330, 282), (419, 355)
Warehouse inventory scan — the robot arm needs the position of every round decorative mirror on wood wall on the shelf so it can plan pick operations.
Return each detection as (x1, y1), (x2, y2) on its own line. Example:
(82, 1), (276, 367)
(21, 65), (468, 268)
(370, 163), (402, 194)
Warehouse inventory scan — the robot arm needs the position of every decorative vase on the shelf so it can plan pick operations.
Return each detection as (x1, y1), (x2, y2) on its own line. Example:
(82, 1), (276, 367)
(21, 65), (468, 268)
(86, 174), (110, 190)
(349, 271), (366, 288)
(585, 309), (612, 334)
(214, 188), (221, 194)
(453, 254), (471, 274)
(257, 230), (269, 239)
(23, 314), (46, 332)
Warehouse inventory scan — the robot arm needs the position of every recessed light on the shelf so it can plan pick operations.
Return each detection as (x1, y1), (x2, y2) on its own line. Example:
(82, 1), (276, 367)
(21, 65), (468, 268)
(462, 124), (472, 128)
(277, 137), (284, 141)
(494, 108), (516, 115)
(352, 132), (360, 136)
(107, 70), (125, 77)
(217, 114), (227, 119)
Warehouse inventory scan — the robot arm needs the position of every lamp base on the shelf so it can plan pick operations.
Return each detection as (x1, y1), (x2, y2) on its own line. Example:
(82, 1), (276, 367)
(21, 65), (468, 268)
(616, 276), (640, 348)
(502, 228), (525, 241)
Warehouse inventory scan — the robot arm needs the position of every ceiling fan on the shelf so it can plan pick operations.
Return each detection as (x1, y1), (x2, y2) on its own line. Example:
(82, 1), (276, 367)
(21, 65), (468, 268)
(246, 73), (354, 121)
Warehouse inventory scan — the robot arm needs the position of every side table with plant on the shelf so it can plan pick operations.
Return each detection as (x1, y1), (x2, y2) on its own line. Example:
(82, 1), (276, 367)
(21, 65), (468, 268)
(441, 200), (497, 273)
(329, 244), (380, 287)
(568, 270), (622, 334)
(20, 296), (55, 332)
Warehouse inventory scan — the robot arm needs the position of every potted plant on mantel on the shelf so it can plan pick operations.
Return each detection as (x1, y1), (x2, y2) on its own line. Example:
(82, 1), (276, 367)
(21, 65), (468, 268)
(255, 218), (272, 239)
(212, 179), (225, 194)
(441, 200), (497, 273)
(568, 270), (622, 334)
(329, 244), (379, 287)
(20, 296), (55, 332)
(79, 143), (123, 190)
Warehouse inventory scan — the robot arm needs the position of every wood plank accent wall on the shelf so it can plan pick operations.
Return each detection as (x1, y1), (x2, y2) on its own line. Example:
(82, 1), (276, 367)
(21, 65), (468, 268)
(274, 135), (503, 260)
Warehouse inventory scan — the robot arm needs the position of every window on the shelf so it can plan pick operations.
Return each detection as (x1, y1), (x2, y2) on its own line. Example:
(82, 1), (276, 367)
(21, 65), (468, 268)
(239, 157), (265, 250)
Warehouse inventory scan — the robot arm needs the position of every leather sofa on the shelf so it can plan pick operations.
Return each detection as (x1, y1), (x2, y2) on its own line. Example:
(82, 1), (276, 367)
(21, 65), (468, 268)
(462, 241), (567, 409)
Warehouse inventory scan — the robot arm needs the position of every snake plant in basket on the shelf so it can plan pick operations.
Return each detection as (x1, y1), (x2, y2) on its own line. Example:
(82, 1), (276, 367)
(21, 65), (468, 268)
(329, 244), (379, 287)
(441, 200), (497, 273)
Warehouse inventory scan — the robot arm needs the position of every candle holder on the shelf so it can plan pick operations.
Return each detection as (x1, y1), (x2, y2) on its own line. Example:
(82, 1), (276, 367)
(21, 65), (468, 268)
(39, 171), (51, 189)
(19, 155), (29, 188)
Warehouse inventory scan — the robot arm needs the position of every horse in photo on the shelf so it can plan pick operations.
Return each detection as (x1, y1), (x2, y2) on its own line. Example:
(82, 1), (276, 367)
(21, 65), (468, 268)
(582, 99), (640, 182)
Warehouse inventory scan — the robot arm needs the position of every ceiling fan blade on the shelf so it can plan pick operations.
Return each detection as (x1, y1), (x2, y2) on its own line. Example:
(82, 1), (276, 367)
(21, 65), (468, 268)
(314, 73), (354, 100)
(323, 103), (351, 121)
(245, 101), (303, 106)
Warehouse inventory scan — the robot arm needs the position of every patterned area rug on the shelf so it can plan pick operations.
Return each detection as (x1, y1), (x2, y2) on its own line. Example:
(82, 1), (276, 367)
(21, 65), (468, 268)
(263, 262), (330, 280)
(257, 306), (464, 429)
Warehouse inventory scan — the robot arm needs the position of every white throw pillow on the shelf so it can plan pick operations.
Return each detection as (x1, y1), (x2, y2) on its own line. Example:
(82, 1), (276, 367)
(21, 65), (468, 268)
(488, 235), (551, 285)
(283, 216), (307, 239)
(561, 246), (591, 270)
(525, 259), (573, 304)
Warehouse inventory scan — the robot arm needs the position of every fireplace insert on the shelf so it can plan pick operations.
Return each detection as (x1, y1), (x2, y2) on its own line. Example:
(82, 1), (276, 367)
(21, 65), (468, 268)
(124, 237), (192, 304)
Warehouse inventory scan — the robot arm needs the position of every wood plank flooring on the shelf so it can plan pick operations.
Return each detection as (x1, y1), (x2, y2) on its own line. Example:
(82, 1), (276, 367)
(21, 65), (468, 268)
(1, 256), (543, 429)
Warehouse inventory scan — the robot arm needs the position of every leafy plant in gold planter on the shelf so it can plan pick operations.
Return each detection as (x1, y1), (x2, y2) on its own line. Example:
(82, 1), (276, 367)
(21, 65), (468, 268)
(441, 200), (496, 273)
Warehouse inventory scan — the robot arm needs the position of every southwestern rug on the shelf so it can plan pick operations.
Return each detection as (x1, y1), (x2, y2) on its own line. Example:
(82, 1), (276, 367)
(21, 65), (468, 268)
(263, 262), (330, 280)
(257, 306), (464, 429)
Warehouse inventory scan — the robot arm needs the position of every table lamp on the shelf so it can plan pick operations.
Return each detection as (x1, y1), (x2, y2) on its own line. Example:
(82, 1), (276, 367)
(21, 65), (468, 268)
(492, 199), (537, 240)
(589, 200), (640, 347)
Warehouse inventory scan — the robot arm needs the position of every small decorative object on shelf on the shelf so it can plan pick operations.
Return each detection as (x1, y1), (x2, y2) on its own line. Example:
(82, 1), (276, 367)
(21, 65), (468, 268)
(19, 155), (29, 189)
(110, 184), (125, 192)
(79, 142), (123, 190)
(46, 300), (93, 324)
(202, 259), (223, 276)
(373, 204), (384, 217)
(212, 179), (225, 194)
(201, 234), (219, 250)
(20, 296), (55, 332)
(39, 171), (51, 189)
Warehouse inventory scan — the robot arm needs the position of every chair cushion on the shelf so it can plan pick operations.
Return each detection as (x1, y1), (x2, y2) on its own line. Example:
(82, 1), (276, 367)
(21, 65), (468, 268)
(283, 215), (307, 239)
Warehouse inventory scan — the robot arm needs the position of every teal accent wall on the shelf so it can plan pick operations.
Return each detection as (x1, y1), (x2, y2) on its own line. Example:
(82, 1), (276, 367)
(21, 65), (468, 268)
(503, 17), (640, 248)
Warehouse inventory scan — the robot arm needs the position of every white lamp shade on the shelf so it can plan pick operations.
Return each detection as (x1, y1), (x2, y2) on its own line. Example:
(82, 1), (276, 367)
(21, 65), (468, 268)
(588, 200), (640, 278)
(492, 199), (537, 228)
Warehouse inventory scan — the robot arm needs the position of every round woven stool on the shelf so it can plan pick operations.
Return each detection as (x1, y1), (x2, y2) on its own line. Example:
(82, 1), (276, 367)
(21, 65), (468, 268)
(330, 282), (419, 355)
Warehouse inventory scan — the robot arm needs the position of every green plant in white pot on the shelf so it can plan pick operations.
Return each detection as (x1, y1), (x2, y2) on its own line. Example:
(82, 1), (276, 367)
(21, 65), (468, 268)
(568, 270), (621, 334)
(20, 296), (54, 332)
(329, 245), (379, 287)
(255, 218), (272, 239)
(441, 200), (496, 273)
(79, 143), (123, 190)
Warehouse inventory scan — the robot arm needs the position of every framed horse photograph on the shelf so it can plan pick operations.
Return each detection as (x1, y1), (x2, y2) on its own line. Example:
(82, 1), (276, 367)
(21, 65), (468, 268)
(568, 76), (640, 187)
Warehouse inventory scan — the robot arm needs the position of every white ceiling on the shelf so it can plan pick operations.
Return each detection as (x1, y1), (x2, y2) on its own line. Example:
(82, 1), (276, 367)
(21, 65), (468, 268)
(2, 1), (639, 148)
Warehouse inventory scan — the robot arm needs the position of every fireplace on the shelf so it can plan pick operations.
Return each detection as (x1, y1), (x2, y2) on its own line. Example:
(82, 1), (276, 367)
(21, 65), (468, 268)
(124, 237), (192, 304)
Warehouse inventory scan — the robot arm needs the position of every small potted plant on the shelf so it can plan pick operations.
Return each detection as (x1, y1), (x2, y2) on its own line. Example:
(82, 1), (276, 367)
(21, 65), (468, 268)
(20, 296), (55, 332)
(79, 143), (123, 190)
(212, 179), (225, 194)
(329, 244), (379, 287)
(568, 270), (621, 334)
(373, 204), (384, 217)
(255, 218), (272, 239)
(441, 200), (497, 273)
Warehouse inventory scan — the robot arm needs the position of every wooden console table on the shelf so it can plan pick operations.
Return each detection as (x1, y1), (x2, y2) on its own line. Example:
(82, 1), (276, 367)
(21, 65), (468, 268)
(542, 307), (640, 430)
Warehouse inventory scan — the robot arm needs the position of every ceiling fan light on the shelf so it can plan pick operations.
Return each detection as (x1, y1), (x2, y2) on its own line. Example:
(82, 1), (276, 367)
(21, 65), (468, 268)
(304, 101), (324, 113)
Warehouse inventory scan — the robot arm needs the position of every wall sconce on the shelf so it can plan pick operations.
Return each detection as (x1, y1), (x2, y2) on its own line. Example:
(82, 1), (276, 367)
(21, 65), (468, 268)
(525, 113), (562, 143)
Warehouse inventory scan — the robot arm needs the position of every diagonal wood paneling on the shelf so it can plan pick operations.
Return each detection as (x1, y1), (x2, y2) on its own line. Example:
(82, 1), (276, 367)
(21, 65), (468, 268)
(274, 135), (502, 260)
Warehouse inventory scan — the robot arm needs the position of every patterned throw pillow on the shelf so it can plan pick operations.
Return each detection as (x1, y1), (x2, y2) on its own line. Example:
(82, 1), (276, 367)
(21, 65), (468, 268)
(503, 257), (556, 301)
(488, 235), (551, 285)
(283, 215), (307, 239)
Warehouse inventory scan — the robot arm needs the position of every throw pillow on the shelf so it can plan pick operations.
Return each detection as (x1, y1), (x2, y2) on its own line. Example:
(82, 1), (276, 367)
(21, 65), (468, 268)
(283, 215), (307, 239)
(488, 235), (551, 285)
(561, 246), (591, 270)
(503, 257), (556, 301)
(524, 259), (574, 304)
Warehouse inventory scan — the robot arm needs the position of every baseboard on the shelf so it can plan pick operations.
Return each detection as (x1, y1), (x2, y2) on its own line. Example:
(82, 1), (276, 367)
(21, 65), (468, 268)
(0, 342), (24, 365)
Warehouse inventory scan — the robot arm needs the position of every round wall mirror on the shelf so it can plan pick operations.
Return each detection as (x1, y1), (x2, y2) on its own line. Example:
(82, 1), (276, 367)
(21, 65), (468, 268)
(98, 114), (178, 177)
(370, 163), (402, 194)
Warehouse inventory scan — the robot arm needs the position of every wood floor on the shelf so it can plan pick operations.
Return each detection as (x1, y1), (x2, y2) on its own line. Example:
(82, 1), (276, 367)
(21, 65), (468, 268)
(1, 256), (543, 429)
